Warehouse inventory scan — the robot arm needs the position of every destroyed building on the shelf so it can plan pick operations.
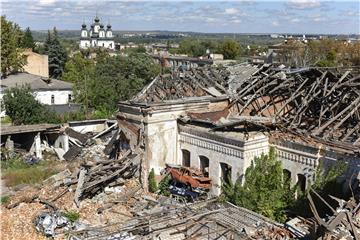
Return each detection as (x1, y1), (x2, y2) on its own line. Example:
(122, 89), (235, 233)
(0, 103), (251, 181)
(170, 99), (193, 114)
(2, 64), (359, 240)
(117, 63), (360, 196)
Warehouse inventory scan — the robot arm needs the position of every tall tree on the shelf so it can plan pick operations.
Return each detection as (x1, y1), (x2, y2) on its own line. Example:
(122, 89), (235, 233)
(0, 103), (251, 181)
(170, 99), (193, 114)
(45, 27), (67, 78)
(222, 147), (293, 222)
(217, 39), (241, 59)
(20, 27), (35, 50)
(63, 52), (159, 112)
(62, 52), (95, 111)
(0, 15), (26, 77)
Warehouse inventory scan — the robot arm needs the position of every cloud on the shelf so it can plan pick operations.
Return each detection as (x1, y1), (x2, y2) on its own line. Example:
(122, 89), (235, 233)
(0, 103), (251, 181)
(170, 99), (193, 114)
(287, 0), (321, 10)
(231, 19), (241, 23)
(311, 14), (327, 22)
(38, 0), (56, 6)
(345, 10), (360, 17)
(272, 21), (279, 26)
(205, 17), (216, 23)
(1, 0), (358, 34)
(225, 8), (239, 15)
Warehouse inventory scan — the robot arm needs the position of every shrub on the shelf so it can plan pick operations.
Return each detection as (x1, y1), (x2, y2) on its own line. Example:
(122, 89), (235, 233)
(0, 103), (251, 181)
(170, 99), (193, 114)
(148, 168), (158, 193)
(222, 147), (293, 223)
(62, 210), (80, 223)
(2, 85), (60, 125)
(158, 174), (172, 196)
(0, 196), (10, 205)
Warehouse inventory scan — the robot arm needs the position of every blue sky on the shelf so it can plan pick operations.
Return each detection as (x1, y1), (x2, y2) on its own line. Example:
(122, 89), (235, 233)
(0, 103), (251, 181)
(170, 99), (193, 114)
(2, 0), (359, 34)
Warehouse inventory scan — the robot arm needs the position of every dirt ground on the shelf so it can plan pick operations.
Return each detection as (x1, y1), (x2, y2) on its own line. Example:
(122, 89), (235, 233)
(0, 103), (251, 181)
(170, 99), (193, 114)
(1, 179), (141, 240)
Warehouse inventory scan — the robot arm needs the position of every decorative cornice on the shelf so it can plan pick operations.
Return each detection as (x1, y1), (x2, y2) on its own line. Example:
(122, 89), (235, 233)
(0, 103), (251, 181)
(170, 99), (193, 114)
(180, 134), (244, 158)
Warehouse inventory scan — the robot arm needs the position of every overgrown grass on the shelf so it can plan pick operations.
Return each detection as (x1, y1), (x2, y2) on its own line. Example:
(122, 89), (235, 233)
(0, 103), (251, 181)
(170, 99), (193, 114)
(1, 157), (58, 187)
(63, 210), (80, 223)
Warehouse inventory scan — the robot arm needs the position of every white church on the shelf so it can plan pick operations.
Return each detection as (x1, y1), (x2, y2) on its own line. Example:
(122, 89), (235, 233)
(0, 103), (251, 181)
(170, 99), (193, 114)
(79, 15), (115, 50)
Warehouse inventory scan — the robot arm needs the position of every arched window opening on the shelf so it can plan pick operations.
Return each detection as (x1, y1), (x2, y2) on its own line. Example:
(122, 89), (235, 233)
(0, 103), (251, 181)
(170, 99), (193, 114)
(199, 156), (209, 177)
(283, 169), (291, 189)
(220, 162), (232, 186)
(182, 149), (190, 167)
(297, 174), (306, 193)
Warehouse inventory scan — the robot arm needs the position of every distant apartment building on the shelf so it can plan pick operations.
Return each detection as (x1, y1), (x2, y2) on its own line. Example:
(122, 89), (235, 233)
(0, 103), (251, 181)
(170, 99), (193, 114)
(80, 15), (115, 50)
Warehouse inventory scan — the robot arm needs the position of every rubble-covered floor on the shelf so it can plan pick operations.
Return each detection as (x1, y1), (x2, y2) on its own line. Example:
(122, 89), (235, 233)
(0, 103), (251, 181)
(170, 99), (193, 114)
(1, 179), (150, 240)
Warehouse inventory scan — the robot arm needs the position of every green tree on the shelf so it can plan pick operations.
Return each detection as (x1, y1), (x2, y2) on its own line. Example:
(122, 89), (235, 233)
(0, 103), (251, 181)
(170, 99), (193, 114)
(148, 168), (158, 193)
(178, 39), (207, 57)
(62, 52), (95, 111)
(2, 86), (59, 125)
(20, 27), (35, 50)
(222, 147), (293, 222)
(45, 27), (68, 78)
(1, 15), (26, 77)
(62, 52), (159, 112)
(316, 50), (337, 67)
(217, 39), (241, 59)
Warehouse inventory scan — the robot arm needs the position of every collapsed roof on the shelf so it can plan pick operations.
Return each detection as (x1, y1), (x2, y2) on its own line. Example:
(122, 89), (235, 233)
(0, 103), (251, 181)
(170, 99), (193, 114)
(229, 66), (360, 147)
(128, 63), (360, 151)
(132, 66), (230, 103)
(132, 63), (264, 103)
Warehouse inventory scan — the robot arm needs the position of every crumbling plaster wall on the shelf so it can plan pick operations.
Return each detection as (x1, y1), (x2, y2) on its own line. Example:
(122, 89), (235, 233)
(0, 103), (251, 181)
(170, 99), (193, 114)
(272, 140), (360, 191)
(179, 130), (269, 196)
(118, 98), (230, 176)
(144, 101), (226, 174)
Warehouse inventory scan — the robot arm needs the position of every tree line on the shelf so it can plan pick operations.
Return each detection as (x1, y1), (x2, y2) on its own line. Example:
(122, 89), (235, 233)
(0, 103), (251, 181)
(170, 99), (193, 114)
(169, 38), (242, 59)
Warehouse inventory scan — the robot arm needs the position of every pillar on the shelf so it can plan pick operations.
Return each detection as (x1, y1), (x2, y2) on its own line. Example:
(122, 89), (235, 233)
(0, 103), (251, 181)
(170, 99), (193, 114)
(63, 134), (69, 152)
(35, 133), (42, 159)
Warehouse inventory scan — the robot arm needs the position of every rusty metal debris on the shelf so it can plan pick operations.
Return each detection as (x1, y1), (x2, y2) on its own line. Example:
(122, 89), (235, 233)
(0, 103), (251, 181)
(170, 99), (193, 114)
(166, 165), (212, 190)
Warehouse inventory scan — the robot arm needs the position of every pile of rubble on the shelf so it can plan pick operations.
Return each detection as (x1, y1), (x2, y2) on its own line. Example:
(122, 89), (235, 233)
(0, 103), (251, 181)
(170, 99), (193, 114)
(308, 189), (360, 239)
(1, 122), (146, 239)
(69, 200), (293, 240)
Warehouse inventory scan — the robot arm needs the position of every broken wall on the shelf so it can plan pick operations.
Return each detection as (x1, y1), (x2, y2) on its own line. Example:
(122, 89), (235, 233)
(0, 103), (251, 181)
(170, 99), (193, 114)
(68, 119), (109, 133)
(272, 137), (360, 192)
(179, 125), (269, 195)
(118, 98), (229, 176)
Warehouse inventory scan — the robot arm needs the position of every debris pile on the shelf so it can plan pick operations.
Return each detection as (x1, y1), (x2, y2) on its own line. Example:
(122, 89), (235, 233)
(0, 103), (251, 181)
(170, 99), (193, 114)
(34, 211), (71, 237)
(74, 151), (141, 206)
(59, 124), (143, 207)
(307, 189), (360, 239)
(70, 200), (293, 240)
